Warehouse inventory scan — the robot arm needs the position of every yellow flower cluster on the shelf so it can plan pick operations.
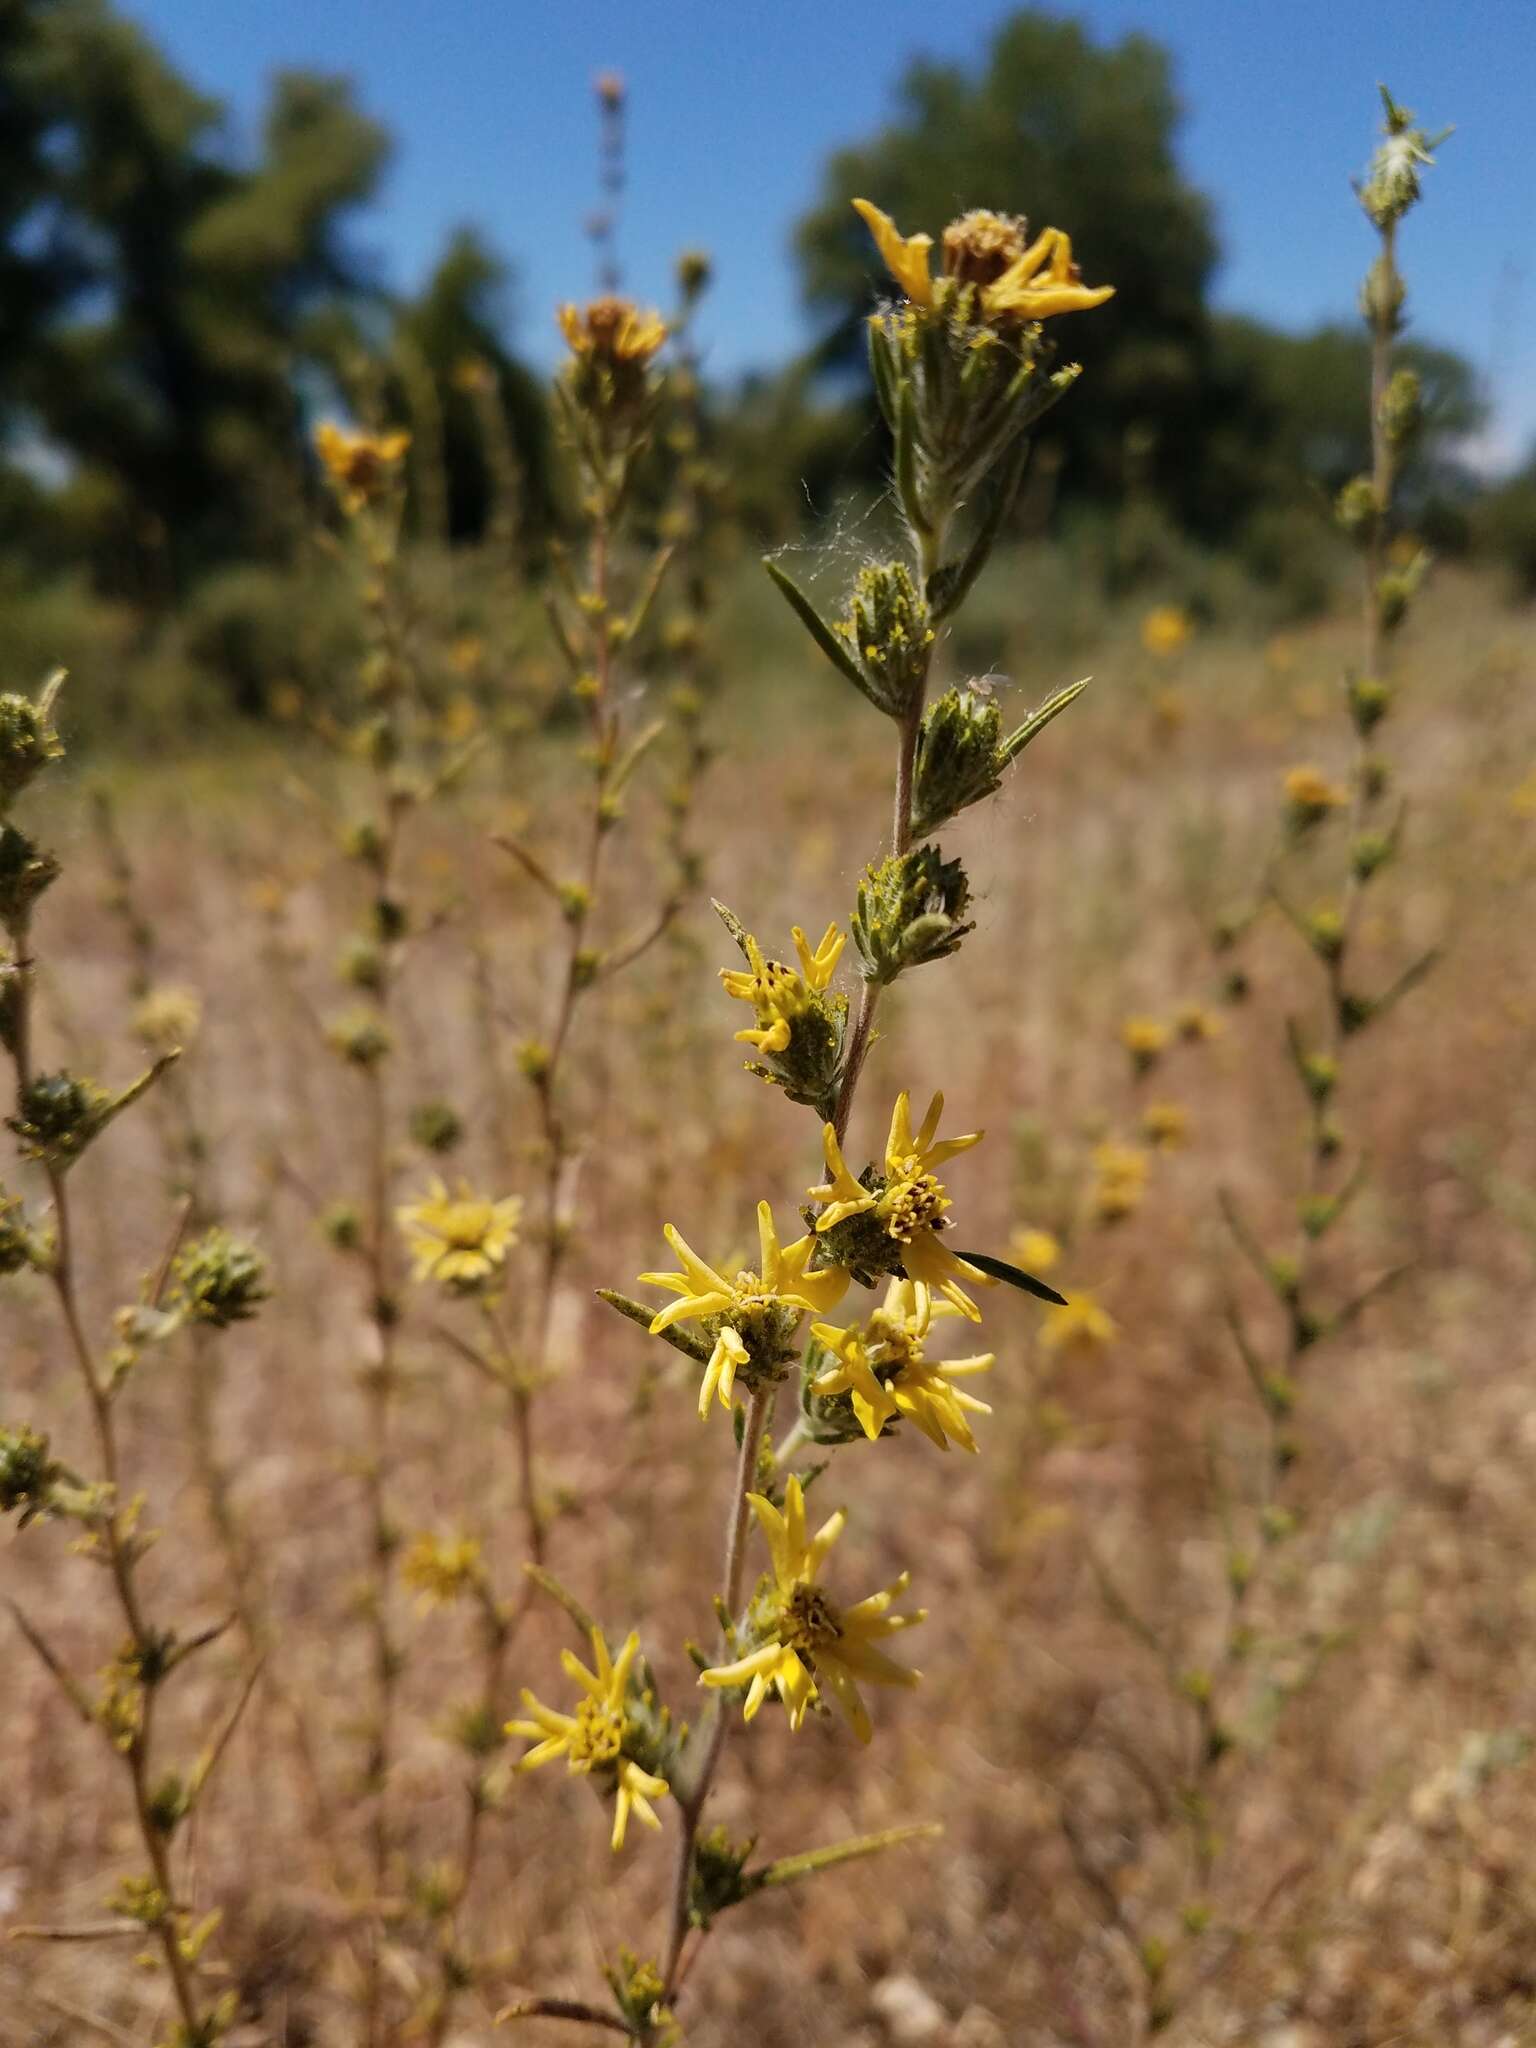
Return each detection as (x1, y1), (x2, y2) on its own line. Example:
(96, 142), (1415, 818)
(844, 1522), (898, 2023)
(700, 1476), (923, 1743)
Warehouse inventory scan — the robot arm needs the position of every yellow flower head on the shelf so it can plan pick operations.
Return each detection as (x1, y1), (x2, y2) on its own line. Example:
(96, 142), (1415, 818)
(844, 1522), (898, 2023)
(506, 1628), (669, 1852)
(557, 296), (668, 367)
(1141, 1100), (1189, 1151)
(313, 421), (410, 513)
(640, 1202), (849, 1419)
(719, 921), (845, 1054)
(132, 986), (202, 1053)
(1141, 605), (1192, 658)
(700, 1475), (923, 1742)
(1175, 1002), (1224, 1043)
(1010, 1226), (1061, 1275)
(812, 1277), (994, 1453)
(1283, 765), (1349, 824)
(397, 1177), (522, 1291)
(1120, 1015), (1169, 1068)
(1040, 1289), (1119, 1356)
(853, 198), (1114, 324)
(401, 1531), (484, 1610)
(1090, 1140), (1151, 1223)
(811, 1091), (993, 1320)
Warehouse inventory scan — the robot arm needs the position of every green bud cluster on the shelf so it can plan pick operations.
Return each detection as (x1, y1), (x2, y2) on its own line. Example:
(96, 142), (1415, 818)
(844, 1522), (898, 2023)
(604, 1949), (676, 2041)
(409, 1100), (463, 1153)
(911, 679), (1089, 836)
(852, 843), (973, 984)
(8, 1070), (113, 1168)
(0, 825), (60, 935)
(0, 679), (63, 813)
(0, 1187), (39, 1273)
(1335, 476), (1380, 545)
(0, 1423), (64, 1526)
(1357, 89), (1446, 229)
(328, 1008), (393, 1066)
(170, 1228), (270, 1329)
(688, 1826), (761, 1929)
(1379, 367), (1422, 451)
(831, 562), (934, 720)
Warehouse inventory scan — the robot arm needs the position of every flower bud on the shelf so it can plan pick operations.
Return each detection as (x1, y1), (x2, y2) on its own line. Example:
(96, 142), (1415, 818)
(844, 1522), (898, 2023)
(852, 844), (973, 984)
(171, 1228), (270, 1328)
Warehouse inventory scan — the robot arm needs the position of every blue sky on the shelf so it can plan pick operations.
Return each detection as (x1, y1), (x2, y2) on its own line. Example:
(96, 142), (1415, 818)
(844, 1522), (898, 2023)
(126, 0), (1533, 467)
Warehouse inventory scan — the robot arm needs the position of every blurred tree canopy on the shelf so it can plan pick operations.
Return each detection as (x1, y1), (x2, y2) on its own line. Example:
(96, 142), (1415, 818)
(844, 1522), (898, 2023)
(0, 0), (550, 607)
(789, 9), (1484, 550)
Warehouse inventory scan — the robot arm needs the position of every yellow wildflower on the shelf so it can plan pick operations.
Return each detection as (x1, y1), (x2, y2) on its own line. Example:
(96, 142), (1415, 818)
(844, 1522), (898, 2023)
(507, 1628), (669, 1852)
(313, 421), (410, 513)
(852, 198), (1114, 323)
(812, 1277), (993, 1453)
(1140, 605), (1191, 657)
(401, 1532), (484, 1610)
(1283, 765), (1349, 824)
(1010, 1226), (1061, 1274)
(397, 1177), (522, 1290)
(810, 1090), (994, 1321)
(700, 1475), (923, 1742)
(1141, 1101), (1189, 1151)
(1121, 1015), (1169, 1069)
(131, 986), (201, 1052)
(1090, 1141), (1150, 1223)
(557, 296), (667, 367)
(1040, 1290), (1119, 1356)
(1175, 1002), (1224, 1042)
(640, 1202), (848, 1419)
(720, 921), (845, 1053)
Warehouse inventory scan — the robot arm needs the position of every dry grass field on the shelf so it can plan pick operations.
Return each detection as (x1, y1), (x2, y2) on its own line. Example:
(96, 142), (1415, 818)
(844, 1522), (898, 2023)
(3, 558), (1535, 2047)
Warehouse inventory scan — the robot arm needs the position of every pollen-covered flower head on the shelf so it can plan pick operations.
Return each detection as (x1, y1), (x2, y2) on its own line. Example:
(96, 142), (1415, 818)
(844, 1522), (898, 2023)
(700, 1474), (923, 1742)
(640, 1202), (849, 1418)
(810, 1091), (994, 1320)
(397, 1177), (522, 1292)
(811, 1277), (994, 1452)
(401, 1531), (484, 1610)
(507, 1628), (670, 1852)
(313, 422), (410, 514)
(853, 197), (1114, 326)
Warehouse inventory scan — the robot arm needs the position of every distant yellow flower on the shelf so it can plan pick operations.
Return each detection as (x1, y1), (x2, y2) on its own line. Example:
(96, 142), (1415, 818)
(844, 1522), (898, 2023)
(557, 296), (667, 366)
(1174, 1002), (1224, 1043)
(700, 1475), (923, 1742)
(1283, 765), (1349, 825)
(1121, 1015), (1169, 1070)
(852, 198), (1114, 324)
(720, 921), (845, 1053)
(1011, 1226), (1061, 1274)
(640, 1202), (848, 1418)
(1141, 1101), (1189, 1151)
(1090, 1141), (1150, 1223)
(313, 421), (410, 513)
(132, 986), (201, 1052)
(1509, 769), (1536, 819)
(398, 1178), (522, 1290)
(1141, 605), (1191, 657)
(507, 1628), (669, 1852)
(1040, 1290), (1119, 1356)
(401, 1532), (484, 1610)
(812, 1277), (993, 1452)
(811, 1091), (993, 1321)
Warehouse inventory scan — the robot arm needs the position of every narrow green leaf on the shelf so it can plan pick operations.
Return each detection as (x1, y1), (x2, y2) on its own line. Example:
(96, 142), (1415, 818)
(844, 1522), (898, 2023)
(1001, 677), (1090, 764)
(762, 559), (883, 709)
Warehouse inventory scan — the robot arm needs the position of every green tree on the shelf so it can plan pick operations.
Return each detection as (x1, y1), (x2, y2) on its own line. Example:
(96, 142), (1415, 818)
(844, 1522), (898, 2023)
(13, 0), (387, 598)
